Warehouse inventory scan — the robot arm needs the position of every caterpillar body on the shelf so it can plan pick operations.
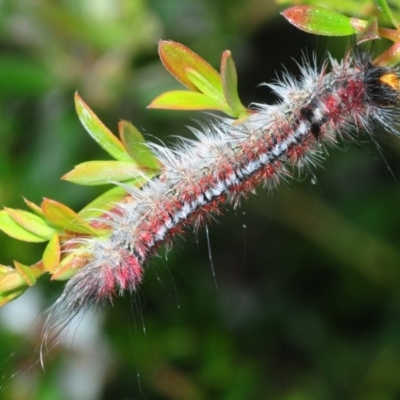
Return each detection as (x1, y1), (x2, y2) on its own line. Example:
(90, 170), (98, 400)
(44, 50), (400, 338)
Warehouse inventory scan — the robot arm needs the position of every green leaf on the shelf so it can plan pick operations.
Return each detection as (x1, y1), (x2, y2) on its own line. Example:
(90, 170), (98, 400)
(220, 51), (248, 117)
(149, 90), (228, 111)
(63, 160), (153, 186)
(185, 68), (225, 102)
(23, 198), (45, 217)
(43, 233), (61, 273)
(158, 41), (223, 93)
(0, 261), (43, 306)
(118, 121), (161, 170)
(74, 93), (132, 162)
(14, 261), (36, 287)
(0, 290), (26, 307)
(78, 186), (130, 219)
(374, 0), (400, 29)
(281, 6), (355, 36)
(41, 198), (100, 235)
(0, 211), (46, 242)
(1, 209), (54, 241)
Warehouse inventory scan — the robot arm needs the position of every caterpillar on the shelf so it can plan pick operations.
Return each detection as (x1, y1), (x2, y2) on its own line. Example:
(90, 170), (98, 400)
(43, 49), (400, 342)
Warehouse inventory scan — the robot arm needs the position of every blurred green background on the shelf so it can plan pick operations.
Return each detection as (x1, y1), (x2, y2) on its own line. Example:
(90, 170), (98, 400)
(1, 0), (400, 399)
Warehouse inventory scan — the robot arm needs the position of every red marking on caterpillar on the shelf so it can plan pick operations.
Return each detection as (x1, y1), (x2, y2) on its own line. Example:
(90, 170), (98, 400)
(43, 50), (400, 346)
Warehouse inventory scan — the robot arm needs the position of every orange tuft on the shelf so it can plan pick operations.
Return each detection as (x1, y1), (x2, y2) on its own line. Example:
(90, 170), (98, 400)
(379, 73), (400, 90)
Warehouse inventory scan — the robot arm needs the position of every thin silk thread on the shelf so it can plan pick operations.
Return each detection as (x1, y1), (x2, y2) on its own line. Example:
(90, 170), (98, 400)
(43, 51), (400, 343)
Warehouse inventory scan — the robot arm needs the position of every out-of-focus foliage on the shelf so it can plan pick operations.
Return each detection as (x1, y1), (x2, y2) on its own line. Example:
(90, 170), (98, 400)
(281, 1), (400, 64)
(1, 1), (400, 400)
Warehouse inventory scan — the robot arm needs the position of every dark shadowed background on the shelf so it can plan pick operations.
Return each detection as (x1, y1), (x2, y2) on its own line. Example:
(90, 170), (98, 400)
(1, 0), (400, 399)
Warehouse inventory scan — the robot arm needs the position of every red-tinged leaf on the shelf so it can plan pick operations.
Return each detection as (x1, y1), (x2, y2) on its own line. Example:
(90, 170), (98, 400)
(282, 6), (355, 36)
(43, 233), (61, 273)
(13, 261), (36, 286)
(51, 250), (89, 281)
(41, 198), (99, 235)
(220, 51), (248, 117)
(158, 40), (222, 93)
(350, 18), (400, 42)
(0, 267), (26, 292)
(149, 90), (227, 111)
(0, 210), (47, 242)
(63, 160), (153, 186)
(30, 262), (46, 277)
(0, 264), (36, 305)
(23, 197), (44, 217)
(185, 68), (225, 102)
(374, 41), (400, 66)
(356, 17), (380, 44)
(74, 93), (132, 162)
(118, 121), (161, 170)
(3, 208), (55, 240)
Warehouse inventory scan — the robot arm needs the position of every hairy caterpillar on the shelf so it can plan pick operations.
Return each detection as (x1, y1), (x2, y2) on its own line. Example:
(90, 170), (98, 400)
(43, 49), (400, 344)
